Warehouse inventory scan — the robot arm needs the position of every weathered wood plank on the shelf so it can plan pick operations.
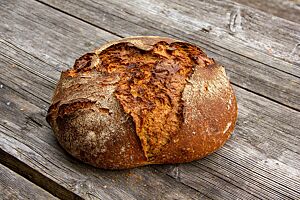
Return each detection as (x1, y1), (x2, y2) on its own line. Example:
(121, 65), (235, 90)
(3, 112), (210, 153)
(0, 1), (300, 110)
(0, 164), (59, 200)
(35, 0), (300, 111)
(0, 0), (299, 199)
(233, 0), (300, 24)
(38, 0), (300, 70)
(157, 85), (300, 199)
(0, 7), (206, 200)
(0, 84), (203, 200)
(0, 113), (204, 200)
(0, 1), (119, 69)
(1, 34), (299, 199)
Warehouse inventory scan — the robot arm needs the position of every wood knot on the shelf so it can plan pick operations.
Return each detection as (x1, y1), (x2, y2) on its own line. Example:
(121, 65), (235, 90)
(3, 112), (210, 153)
(229, 7), (242, 34)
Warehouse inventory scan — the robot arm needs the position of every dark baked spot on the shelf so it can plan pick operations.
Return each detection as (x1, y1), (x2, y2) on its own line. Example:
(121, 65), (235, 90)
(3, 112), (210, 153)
(91, 41), (214, 160)
(65, 53), (97, 77)
(204, 83), (209, 91)
(73, 53), (95, 70)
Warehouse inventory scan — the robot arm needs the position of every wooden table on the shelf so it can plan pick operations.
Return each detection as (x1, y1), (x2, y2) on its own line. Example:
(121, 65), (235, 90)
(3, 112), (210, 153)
(0, 0), (299, 199)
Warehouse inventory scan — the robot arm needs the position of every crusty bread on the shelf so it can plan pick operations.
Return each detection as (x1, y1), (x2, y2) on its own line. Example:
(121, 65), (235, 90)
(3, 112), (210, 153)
(46, 36), (238, 169)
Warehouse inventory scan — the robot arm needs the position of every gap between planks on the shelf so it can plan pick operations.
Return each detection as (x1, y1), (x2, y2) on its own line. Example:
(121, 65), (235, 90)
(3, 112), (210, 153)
(32, 0), (300, 112)
(4, 0), (300, 112)
(0, 148), (83, 200)
(0, 163), (59, 200)
(0, 0), (300, 198)
(0, 40), (296, 198)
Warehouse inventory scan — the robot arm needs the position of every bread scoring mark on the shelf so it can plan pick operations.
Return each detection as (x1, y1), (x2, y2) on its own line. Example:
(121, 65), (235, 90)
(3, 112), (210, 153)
(57, 99), (96, 117)
(64, 96), (129, 158)
(95, 41), (210, 160)
(49, 60), (137, 163)
(47, 37), (238, 168)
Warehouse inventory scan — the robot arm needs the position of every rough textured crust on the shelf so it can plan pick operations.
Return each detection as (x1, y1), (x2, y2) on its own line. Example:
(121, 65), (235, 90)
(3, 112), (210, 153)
(46, 36), (238, 169)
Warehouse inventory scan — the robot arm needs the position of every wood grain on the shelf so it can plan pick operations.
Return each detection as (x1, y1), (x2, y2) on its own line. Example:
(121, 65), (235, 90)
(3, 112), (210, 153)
(1, 0), (299, 112)
(39, 0), (300, 66)
(233, 0), (300, 24)
(36, 0), (300, 111)
(157, 85), (300, 199)
(0, 0), (299, 199)
(1, 33), (299, 200)
(38, 0), (300, 70)
(0, 163), (58, 200)
(0, 39), (204, 200)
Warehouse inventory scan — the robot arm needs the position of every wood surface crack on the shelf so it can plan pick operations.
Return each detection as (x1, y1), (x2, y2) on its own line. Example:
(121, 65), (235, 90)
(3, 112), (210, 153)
(0, 148), (83, 200)
(229, 7), (242, 33)
(10, 0), (300, 112)
(1, 0), (300, 198)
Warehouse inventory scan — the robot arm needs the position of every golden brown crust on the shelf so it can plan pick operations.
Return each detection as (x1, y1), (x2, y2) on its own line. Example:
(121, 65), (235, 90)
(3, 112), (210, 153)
(46, 36), (238, 169)
(95, 36), (179, 53)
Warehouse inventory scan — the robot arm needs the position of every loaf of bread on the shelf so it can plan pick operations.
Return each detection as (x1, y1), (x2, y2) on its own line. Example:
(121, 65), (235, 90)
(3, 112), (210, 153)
(46, 36), (237, 169)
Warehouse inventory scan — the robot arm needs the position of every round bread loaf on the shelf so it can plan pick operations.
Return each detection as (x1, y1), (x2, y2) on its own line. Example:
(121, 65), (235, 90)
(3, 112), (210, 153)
(46, 36), (238, 169)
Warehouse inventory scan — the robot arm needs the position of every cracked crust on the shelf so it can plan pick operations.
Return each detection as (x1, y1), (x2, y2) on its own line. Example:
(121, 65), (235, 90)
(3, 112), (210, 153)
(46, 36), (238, 169)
